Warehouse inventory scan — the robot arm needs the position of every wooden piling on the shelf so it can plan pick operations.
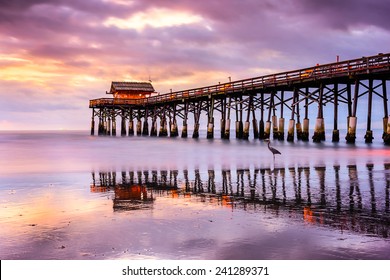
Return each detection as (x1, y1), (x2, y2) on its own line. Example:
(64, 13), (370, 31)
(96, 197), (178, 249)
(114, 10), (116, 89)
(364, 79), (374, 143)
(346, 80), (359, 143)
(332, 83), (340, 142)
(207, 98), (215, 139)
(312, 84), (325, 142)
(90, 109), (95, 136)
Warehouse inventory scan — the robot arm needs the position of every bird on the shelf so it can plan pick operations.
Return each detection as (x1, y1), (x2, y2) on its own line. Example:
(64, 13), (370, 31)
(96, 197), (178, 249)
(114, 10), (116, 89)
(265, 139), (281, 167)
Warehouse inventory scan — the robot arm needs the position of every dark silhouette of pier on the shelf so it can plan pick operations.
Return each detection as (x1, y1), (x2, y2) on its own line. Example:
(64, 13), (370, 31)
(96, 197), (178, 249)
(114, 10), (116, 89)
(89, 53), (390, 144)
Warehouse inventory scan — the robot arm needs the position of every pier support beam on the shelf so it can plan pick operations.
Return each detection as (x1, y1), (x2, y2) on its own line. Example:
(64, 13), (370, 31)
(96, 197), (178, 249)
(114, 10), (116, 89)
(312, 84), (325, 142)
(243, 95), (253, 140)
(287, 89), (298, 142)
(223, 98), (231, 139)
(207, 98), (215, 139)
(346, 80), (359, 143)
(287, 119), (295, 142)
(301, 88), (310, 141)
(364, 79), (374, 143)
(128, 119), (134, 136)
(332, 83), (340, 142)
(235, 97), (243, 139)
(159, 115), (168, 137)
(142, 117), (149, 136)
(111, 113), (116, 136)
(381, 80), (390, 144)
(192, 101), (201, 139)
(278, 91), (285, 140)
(258, 93), (265, 140)
(136, 119), (142, 136)
(90, 109), (95, 136)
(121, 110), (126, 136)
(150, 116), (158, 136)
(182, 103), (188, 138)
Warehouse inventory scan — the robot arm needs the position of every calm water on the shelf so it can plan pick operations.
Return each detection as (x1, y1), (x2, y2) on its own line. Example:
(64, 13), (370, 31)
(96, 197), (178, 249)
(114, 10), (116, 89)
(1, 130), (390, 260)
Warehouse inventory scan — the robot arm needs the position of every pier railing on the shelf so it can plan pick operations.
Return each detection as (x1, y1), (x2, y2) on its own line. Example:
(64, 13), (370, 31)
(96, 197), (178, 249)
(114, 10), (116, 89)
(90, 52), (390, 108)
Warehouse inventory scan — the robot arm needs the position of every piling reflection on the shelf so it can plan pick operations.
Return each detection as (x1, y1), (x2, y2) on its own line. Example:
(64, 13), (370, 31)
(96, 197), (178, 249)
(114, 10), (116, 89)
(91, 163), (390, 238)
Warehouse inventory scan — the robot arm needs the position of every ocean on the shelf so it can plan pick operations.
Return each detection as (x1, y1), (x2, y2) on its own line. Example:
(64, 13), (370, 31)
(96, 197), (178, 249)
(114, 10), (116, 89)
(1, 130), (390, 259)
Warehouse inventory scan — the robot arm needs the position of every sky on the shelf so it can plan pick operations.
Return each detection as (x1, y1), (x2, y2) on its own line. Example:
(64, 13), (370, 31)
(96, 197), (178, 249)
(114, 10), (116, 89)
(1, 0), (390, 130)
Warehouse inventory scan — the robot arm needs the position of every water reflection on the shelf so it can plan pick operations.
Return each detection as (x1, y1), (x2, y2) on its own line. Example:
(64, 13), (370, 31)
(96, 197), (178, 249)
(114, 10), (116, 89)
(91, 163), (390, 238)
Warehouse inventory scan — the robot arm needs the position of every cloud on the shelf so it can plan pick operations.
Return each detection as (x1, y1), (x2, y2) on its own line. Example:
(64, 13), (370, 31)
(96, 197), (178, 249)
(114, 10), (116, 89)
(1, 0), (390, 130)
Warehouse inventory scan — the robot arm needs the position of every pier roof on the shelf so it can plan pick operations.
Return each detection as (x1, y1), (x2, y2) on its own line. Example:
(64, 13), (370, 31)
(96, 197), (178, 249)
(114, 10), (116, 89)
(107, 81), (154, 94)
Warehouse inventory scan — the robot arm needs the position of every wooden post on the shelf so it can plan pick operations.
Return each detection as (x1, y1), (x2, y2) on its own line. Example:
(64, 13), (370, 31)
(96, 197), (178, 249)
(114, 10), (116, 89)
(287, 89), (297, 142)
(111, 110), (116, 136)
(346, 80), (359, 143)
(332, 83), (340, 142)
(243, 95), (253, 140)
(207, 98), (215, 139)
(224, 97), (231, 139)
(235, 97), (243, 139)
(90, 109), (95, 136)
(364, 79), (374, 143)
(192, 101), (201, 138)
(302, 87), (309, 141)
(142, 111), (149, 136)
(121, 109), (126, 136)
(382, 79), (390, 144)
(128, 109), (134, 136)
(181, 103), (188, 138)
(312, 84), (325, 143)
(259, 93), (265, 140)
(278, 90), (285, 141)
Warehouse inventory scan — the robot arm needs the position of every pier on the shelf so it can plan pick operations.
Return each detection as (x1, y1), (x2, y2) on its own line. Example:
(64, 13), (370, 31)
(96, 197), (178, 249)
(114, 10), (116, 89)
(89, 53), (390, 144)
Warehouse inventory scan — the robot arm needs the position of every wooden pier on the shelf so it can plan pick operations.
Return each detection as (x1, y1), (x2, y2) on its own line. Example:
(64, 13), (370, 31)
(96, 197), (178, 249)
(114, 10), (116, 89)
(89, 53), (390, 144)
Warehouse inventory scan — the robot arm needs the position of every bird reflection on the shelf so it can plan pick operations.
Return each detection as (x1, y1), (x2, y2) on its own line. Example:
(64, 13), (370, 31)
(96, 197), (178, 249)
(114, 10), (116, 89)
(90, 162), (390, 238)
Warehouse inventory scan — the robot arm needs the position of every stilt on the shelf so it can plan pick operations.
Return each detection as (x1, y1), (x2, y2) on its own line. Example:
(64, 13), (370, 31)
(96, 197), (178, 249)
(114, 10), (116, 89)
(287, 89), (297, 142)
(106, 113), (111, 136)
(159, 114), (168, 137)
(111, 112), (116, 136)
(272, 114), (278, 140)
(243, 95), (253, 140)
(278, 118), (285, 141)
(207, 98), (215, 139)
(258, 93), (265, 140)
(287, 119), (295, 142)
(136, 118), (142, 136)
(251, 97), (258, 139)
(150, 112), (157, 136)
(381, 79), (390, 144)
(121, 110), (126, 136)
(170, 105), (179, 137)
(295, 90), (302, 140)
(264, 121), (271, 139)
(332, 83), (340, 142)
(142, 117), (149, 136)
(128, 119), (134, 136)
(346, 80), (359, 143)
(181, 103), (188, 138)
(90, 109), (95, 136)
(181, 120), (188, 138)
(278, 91), (285, 140)
(192, 101), (201, 138)
(235, 97), (243, 139)
(301, 88), (309, 141)
(364, 79), (374, 143)
(220, 98), (226, 139)
(224, 97), (231, 139)
(312, 84), (325, 142)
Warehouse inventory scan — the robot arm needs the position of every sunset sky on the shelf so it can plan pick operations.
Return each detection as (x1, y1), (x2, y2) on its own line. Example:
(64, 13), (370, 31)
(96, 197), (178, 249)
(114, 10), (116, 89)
(1, 0), (390, 130)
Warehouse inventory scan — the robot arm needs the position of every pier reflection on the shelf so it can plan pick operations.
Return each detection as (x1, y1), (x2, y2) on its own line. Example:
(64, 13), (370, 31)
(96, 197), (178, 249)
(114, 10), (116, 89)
(91, 163), (390, 238)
